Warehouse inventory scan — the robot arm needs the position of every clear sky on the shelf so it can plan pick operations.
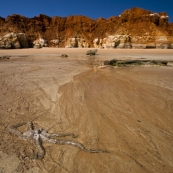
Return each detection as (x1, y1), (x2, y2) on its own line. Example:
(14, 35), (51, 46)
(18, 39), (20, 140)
(0, 0), (173, 22)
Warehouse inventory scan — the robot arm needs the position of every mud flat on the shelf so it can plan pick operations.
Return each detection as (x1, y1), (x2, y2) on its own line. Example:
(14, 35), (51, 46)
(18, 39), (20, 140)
(0, 48), (173, 173)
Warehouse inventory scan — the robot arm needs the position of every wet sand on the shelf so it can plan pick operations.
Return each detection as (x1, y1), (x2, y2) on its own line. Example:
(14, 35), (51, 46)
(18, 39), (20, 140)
(0, 48), (173, 173)
(0, 47), (173, 59)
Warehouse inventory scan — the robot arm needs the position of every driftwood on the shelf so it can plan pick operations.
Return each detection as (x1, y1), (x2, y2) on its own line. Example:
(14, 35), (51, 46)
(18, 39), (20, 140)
(9, 122), (107, 159)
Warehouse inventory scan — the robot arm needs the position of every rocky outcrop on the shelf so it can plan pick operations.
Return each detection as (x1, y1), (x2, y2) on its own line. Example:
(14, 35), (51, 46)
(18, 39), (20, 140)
(0, 7), (173, 49)
(60, 54), (68, 58)
(131, 36), (172, 49)
(92, 35), (172, 49)
(33, 38), (47, 48)
(94, 35), (132, 49)
(0, 32), (28, 49)
(104, 59), (168, 66)
(65, 36), (88, 48)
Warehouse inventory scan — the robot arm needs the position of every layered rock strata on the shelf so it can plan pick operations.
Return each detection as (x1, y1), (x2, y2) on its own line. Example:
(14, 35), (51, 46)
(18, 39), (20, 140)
(0, 7), (173, 49)
(131, 36), (173, 49)
(65, 36), (88, 48)
(93, 35), (132, 49)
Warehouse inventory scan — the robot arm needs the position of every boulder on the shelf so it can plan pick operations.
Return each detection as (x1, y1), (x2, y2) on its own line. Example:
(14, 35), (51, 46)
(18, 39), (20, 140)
(0, 32), (29, 49)
(86, 49), (98, 55)
(33, 38), (47, 48)
(60, 54), (68, 58)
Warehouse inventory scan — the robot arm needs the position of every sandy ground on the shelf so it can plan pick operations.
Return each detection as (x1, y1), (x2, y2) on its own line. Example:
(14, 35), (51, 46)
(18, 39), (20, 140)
(0, 48), (173, 173)
(1, 48), (173, 60)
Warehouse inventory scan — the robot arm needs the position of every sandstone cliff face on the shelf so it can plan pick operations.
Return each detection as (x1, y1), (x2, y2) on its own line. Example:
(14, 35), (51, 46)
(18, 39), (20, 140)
(65, 36), (88, 48)
(93, 35), (132, 49)
(0, 32), (28, 49)
(0, 7), (173, 49)
(33, 38), (47, 48)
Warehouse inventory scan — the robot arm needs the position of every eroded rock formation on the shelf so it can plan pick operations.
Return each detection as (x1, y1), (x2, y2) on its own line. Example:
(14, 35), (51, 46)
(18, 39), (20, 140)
(65, 36), (88, 48)
(33, 38), (47, 48)
(93, 35), (131, 49)
(0, 32), (28, 49)
(0, 7), (173, 49)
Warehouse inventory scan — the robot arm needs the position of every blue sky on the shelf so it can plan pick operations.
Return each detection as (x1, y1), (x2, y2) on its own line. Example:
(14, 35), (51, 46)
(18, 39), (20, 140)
(0, 0), (173, 22)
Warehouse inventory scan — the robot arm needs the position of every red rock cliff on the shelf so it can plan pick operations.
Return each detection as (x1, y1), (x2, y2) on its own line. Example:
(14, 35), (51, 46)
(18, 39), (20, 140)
(0, 7), (173, 48)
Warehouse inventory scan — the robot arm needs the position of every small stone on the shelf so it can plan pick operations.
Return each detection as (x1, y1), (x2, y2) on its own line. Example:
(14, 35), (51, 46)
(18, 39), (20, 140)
(60, 54), (68, 58)
(7, 108), (12, 112)
(86, 49), (98, 56)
